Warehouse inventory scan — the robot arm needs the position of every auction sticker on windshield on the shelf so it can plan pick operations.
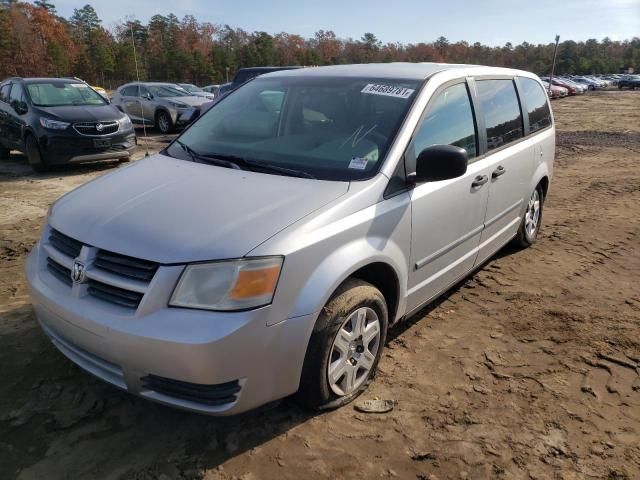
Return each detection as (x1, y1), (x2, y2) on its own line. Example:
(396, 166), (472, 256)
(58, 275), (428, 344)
(361, 84), (415, 99)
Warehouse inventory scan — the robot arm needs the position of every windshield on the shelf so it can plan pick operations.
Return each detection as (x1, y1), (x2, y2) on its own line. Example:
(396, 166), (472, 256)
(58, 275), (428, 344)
(165, 76), (420, 181)
(148, 85), (190, 97)
(26, 82), (107, 107)
(180, 84), (203, 93)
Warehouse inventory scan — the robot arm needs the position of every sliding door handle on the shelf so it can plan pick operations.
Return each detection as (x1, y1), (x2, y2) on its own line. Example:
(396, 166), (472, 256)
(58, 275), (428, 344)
(492, 166), (506, 178)
(472, 175), (489, 188)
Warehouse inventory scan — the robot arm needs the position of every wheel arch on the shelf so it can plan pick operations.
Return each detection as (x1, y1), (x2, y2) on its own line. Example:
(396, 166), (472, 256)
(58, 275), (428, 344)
(345, 262), (400, 326)
(538, 175), (550, 200)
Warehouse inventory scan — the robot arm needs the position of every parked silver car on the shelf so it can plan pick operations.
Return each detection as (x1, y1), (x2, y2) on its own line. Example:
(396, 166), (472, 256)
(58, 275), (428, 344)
(26, 63), (555, 415)
(111, 82), (210, 133)
(176, 83), (216, 101)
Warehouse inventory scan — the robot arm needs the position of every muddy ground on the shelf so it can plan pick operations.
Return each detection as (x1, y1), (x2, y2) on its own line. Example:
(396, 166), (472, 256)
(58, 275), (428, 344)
(0, 92), (639, 480)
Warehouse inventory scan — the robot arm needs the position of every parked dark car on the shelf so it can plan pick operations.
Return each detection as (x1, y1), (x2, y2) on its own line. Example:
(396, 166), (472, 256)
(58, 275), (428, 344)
(0, 77), (136, 172)
(217, 66), (302, 95)
(618, 75), (640, 89)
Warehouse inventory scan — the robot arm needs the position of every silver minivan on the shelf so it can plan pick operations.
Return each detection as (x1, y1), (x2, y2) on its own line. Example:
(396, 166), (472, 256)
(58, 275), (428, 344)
(26, 63), (554, 415)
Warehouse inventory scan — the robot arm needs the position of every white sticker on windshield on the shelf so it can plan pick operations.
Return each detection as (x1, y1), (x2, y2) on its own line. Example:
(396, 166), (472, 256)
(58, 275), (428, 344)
(69, 84), (86, 88)
(349, 157), (369, 170)
(361, 84), (415, 99)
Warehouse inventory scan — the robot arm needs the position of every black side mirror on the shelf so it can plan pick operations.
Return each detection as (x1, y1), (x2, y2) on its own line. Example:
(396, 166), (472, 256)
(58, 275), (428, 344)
(411, 144), (468, 183)
(143, 93), (153, 100)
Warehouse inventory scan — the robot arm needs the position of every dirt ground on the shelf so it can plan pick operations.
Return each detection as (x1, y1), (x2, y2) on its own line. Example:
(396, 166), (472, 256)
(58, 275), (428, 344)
(0, 92), (639, 480)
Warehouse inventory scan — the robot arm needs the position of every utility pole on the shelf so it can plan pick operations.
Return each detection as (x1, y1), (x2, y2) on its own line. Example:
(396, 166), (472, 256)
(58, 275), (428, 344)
(549, 35), (560, 94)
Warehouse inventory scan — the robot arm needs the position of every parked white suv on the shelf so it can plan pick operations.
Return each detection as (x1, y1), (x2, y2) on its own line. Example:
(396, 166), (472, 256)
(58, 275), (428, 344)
(27, 63), (554, 415)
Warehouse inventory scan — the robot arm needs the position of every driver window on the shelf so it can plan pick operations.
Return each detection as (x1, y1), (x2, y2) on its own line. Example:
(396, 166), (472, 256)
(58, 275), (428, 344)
(9, 84), (26, 110)
(410, 82), (477, 168)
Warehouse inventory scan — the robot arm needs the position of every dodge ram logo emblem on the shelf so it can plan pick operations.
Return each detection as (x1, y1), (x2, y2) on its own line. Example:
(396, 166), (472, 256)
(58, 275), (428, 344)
(71, 261), (86, 284)
(95, 123), (104, 132)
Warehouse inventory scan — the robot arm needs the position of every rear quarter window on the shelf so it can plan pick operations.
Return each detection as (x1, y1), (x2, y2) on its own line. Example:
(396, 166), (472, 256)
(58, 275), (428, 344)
(475, 79), (524, 151)
(519, 77), (552, 134)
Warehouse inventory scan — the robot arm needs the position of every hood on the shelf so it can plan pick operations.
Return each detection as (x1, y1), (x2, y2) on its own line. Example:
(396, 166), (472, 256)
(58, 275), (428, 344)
(49, 154), (349, 264)
(165, 95), (210, 107)
(36, 104), (124, 123)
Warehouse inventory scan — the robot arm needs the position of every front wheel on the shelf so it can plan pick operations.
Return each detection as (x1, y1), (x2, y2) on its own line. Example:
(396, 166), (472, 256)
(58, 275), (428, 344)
(296, 279), (388, 411)
(25, 135), (48, 173)
(156, 110), (173, 134)
(513, 184), (544, 248)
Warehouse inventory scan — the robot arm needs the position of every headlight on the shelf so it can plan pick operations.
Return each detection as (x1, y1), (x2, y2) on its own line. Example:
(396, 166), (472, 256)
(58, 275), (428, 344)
(119, 115), (133, 130)
(170, 257), (283, 311)
(40, 117), (70, 130)
(168, 101), (188, 109)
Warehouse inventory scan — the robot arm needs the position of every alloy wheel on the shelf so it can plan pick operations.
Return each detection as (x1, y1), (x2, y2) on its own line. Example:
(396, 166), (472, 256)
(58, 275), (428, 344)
(524, 188), (541, 239)
(158, 113), (170, 133)
(327, 307), (381, 396)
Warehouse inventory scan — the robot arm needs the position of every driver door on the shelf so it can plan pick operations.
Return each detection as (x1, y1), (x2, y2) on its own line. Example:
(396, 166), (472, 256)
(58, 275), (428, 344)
(406, 80), (492, 312)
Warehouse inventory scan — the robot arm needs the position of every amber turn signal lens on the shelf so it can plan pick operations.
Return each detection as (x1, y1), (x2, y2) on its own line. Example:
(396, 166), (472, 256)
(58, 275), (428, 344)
(229, 265), (281, 300)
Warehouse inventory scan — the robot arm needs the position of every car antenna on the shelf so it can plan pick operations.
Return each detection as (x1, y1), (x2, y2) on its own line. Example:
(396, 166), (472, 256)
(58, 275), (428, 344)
(130, 23), (149, 157)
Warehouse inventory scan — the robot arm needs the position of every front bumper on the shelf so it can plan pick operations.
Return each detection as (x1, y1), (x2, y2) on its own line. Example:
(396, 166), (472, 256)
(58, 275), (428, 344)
(173, 108), (200, 127)
(38, 128), (137, 165)
(25, 236), (316, 415)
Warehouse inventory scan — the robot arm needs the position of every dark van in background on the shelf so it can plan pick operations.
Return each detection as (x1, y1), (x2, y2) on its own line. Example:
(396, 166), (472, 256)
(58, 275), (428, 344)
(0, 77), (136, 172)
(217, 66), (301, 96)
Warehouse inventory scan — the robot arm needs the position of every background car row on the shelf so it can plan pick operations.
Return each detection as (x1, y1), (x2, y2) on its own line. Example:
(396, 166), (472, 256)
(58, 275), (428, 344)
(536, 73), (639, 99)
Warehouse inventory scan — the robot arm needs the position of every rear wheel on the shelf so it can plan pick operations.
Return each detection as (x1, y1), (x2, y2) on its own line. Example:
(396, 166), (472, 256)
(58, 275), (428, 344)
(296, 278), (388, 411)
(156, 110), (173, 134)
(513, 184), (544, 248)
(25, 135), (48, 173)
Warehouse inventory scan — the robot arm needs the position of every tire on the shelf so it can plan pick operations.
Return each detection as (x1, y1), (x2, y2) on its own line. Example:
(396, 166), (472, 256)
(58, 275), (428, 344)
(156, 110), (173, 134)
(513, 184), (544, 248)
(296, 278), (388, 411)
(25, 135), (48, 173)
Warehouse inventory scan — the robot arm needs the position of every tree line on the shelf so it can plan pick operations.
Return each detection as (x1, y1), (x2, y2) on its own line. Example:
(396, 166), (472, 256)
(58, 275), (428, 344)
(1, 1), (638, 88)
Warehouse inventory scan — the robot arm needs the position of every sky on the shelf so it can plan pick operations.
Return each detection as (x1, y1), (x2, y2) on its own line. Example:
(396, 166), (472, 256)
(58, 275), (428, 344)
(47, 0), (640, 46)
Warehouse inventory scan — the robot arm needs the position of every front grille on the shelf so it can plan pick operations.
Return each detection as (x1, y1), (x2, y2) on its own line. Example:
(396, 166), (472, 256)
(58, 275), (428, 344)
(105, 145), (127, 153)
(74, 121), (119, 136)
(49, 228), (82, 258)
(141, 375), (241, 406)
(87, 279), (144, 309)
(94, 250), (158, 281)
(47, 257), (72, 286)
(46, 226), (158, 310)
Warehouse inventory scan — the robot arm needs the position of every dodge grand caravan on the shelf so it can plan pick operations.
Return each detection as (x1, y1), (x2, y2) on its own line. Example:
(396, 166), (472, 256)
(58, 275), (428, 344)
(26, 63), (555, 415)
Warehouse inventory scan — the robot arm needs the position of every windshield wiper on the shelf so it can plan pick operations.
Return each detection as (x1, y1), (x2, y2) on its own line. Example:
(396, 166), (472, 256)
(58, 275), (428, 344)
(175, 143), (316, 179)
(175, 140), (242, 170)
(241, 158), (316, 179)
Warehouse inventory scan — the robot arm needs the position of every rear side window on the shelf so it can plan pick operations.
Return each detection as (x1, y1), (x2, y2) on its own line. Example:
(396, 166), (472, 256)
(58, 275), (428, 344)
(519, 78), (552, 133)
(411, 82), (477, 161)
(476, 79), (523, 151)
